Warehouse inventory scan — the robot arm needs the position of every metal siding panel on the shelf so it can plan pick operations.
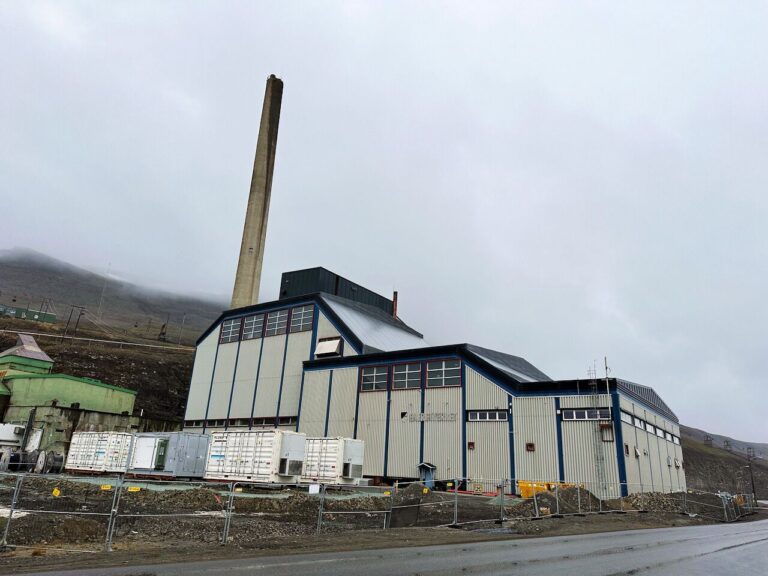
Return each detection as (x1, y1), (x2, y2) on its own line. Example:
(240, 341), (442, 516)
(316, 310), (357, 357)
(326, 368), (357, 438)
(228, 339), (262, 419)
(466, 420), (509, 484)
(357, 391), (387, 476)
(560, 420), (620, 498)
(512, 397), (558, 482)
(622, 422), (642, 491)
(206, 344), (238, 419)
(185, 331), (218, 420)
(278, 331), (312, 417)
(465, 367), (507, 409)
(252, 336), (286, 418)
(386, 389), (421, 478)
(296, 371), (328, 437)
(422, 387), (462, 480)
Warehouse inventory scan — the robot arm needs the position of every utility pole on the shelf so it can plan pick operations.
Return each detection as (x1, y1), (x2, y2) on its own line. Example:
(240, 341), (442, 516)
(745, 447), (757, 501)
(178, 313), (187, 345)
(97, 262), (111, 320)
(72, 306), (87, 337)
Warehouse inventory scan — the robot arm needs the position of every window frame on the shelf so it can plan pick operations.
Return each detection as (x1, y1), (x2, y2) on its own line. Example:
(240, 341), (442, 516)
(242, 313), (265, 340)
(425, 358), (462, 388)
(219, 318), (243, 344)
(467, 409), (507, 422)
(360, 365), (389, 392)
(561, 408), (612, 421)
(265, 309), (290, 337)
(289, 305), (314, 333)
(392, 362), (423, 390)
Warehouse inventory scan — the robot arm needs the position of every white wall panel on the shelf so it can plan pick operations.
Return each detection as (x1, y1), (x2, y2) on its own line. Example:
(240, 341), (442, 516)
(357, 391), (387, 477)
(423, 387), (462, 480)
(386, 389), (421, 478)
(185, 330), (219, 420)
(206, 343), (238, 419)
(297, 370), (330, 437)
(513, 397), (558, 482)
(228, 339), (262, 419)
(327, 368), (357, 439)
(252, 336), (287, 418)
(278, 331), (312, 417)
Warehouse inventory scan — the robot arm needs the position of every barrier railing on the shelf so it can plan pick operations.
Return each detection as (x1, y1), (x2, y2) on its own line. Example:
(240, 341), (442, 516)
(0, 472), (758, 552)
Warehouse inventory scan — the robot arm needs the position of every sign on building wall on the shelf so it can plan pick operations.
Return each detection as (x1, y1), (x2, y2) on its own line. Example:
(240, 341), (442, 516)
(407, 412), (457, 422)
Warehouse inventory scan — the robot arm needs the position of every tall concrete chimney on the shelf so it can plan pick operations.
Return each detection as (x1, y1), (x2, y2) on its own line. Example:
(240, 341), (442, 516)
(231, 74), (283, 309)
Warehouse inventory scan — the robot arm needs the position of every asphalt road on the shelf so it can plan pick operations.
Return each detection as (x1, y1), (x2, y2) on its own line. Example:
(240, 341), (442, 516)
(21, 520), (768, 576)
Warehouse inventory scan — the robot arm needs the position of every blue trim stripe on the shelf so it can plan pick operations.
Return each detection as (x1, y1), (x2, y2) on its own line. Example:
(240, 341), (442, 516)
(224, 339), (243, 429)
(461, 362), (467, 480)
(297, 306), (321, 432)
(274, 330), (291, 423)
(554, 397), (565, 482)
(248, 336), (267, 428)
(323, 370), (334, 436)
(353, 368), (361, 439)
(419, 374), (426, 464)
(612, 392), (628, 496)
(507, 394), (515, 483)
(383, 367), (392, 477)
(202, 337), (222, 434)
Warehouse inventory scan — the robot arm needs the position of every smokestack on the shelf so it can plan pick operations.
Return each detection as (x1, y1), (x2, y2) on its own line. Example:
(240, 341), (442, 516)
(231, 74), (284, 309)
(392, 290), (398, 319)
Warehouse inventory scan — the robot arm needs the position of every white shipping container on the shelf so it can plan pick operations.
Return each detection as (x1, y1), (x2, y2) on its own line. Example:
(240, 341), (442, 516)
(128, 432), (210, 478)
(65, 432), (134, 473)
(203, 430), (306, 483)
(301, 437), (365, 485)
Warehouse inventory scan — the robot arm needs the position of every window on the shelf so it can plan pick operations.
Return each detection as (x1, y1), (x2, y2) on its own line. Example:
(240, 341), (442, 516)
(624, 443), (630, 456)
(393, 363), (422, 389)
(220, 318), (242, 343)
(600, 423), (614, 442)
(361, 366), (388, 391)
(645, 422), (655, 434)
(467, 410), (507, 422)
(656, 428), (664, 438)
(426, 360), (461, 387)
(251, 417), (276, 427)
(665, 432), (673, 442)
(561, 408), (611, 421)
(673, 436), (680, 445)
(230, 418), (249, 427)
(526, 443), (535, 452)
(674, 458), (681, 468)
(620, 411), (633, 424)
(278, 416), (297, 426)
(316, 337), (343, 358)
(265, 310), (289, 337)
(290, 305), (314, 333)
(242, 314), (265, 340)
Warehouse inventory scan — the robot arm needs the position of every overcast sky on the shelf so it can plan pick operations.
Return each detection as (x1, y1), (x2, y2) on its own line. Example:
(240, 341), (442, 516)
(2, 2), (766, 441)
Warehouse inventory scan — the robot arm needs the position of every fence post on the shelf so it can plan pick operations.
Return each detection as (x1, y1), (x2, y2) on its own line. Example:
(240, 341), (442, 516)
(385, 485), (395, 529)
(555, 483), (561, 516)
(576, 484), (581, 514)
(1, 474), (24, 549)
(533, 487), (539, 518)
(316, 484), (326, 533)
(498, 479), (505, 522)
(105, 475), (124, 552)
(453, 478), (459, 526)
(222, 482), (236, 545)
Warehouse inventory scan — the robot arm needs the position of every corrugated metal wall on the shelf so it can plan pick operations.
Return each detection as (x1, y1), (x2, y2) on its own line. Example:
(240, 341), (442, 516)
(227, 339), (262, 419)
(422, 387), (462, 480)
(183, 331), (218, 420)
(512, 396), (559, 482)
(326, 368), (357, 438)
(251, 336), (286, 418)
(465, 367), (509, 482)
(206, 344), (238, 418)
(386, 389), (421, 478)
(357, 390), (387, 476)
(278, 331), (313, 416)
(297, 371), (329, 437)
(558, 395), (620, 497)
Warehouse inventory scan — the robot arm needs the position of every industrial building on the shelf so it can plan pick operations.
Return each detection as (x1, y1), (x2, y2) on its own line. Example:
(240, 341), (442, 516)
(183, 269), (686, 497)
(182, 74), (685, 497)
(0, 334), (172, 467)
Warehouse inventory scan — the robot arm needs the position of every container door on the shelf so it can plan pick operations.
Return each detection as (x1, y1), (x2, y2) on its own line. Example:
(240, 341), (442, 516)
(132, 437), (157, 470)
(153, 438), (169, 471)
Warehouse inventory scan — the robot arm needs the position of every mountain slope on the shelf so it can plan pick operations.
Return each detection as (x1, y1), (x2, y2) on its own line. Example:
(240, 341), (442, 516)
(0, 248), (224, 344)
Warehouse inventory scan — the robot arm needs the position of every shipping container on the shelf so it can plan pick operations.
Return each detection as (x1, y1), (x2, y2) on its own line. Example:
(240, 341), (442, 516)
(301, 437), (365, 484)
(203, 430), (306, 483)
(127, 432), (210, 478)
(65, 431), (134, 473)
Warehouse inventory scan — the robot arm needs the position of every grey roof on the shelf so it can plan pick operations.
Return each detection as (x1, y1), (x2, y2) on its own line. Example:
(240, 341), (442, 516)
(465, 344), (552, 382)
(319, 293), (426, 353)
(617, 379), (678, 422)
(0, 334), (54, 363)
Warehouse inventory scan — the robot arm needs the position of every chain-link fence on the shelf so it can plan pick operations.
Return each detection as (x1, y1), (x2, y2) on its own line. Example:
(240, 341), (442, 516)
(0, 472), (758, 552)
